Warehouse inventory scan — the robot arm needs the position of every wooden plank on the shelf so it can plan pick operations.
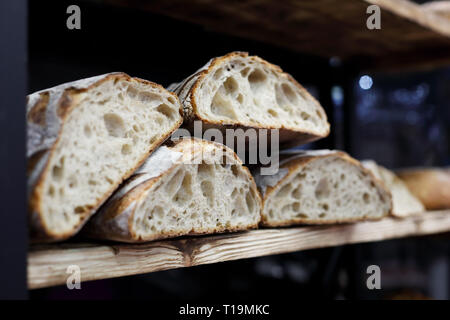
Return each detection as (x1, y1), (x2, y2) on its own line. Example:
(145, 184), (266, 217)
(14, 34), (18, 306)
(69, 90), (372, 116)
(99, 0), (450, 71)
(28, 210), (450, 289)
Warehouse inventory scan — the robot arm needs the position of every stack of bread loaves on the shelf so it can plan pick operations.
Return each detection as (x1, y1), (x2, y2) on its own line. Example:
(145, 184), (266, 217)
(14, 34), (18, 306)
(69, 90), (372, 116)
(27, 52), (397, 243)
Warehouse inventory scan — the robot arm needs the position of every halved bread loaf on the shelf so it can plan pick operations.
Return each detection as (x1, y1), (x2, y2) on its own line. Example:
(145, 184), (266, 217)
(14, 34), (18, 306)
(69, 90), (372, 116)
(397, 168), (450, 210)
(362, 161), (424, 217)
(168, 52), (330, 148)
(27, 73), (183, 241)
(254, 150), (392, 226)
(83, 138), (262, 242)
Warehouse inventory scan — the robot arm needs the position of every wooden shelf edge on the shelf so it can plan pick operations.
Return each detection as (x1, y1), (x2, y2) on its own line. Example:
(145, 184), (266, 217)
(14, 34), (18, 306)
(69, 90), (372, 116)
(28, 210), (450, 289)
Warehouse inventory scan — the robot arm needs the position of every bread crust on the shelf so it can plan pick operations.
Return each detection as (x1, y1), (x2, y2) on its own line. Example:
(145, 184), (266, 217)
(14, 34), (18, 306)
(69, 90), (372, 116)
(83, 137), (262, 242)
(28, 73), (183, 242)
(258, 151), (392, 227)
(397, 168), (450, 210)
(169, 52), (330, 148)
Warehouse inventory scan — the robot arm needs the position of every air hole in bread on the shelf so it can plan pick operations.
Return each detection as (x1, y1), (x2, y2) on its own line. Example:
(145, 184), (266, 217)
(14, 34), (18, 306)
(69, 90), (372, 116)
(293, 202), (300, 211)
(246, 192), (255, 212)
(138, 92), (159, 103)
(295, 213), (308, 218)
(198, 163), (214, 178)
(268, 109), (278, 117)
(292, 187), (302, 199)
(231, 165), (240, 177)
(211, 92), (237, 119)
(173, 173), (193, 205)
(315, 178), (330, 200)
(214, 68), (224, 80)
(74, 206), (86, 214)
(319, 213), (326, 218)
(363, 192), (370, 204)
(277, 183), (292, 198)
(121, 144), (132, 155)
(248, 69), (267, 91)
(156, 104), (175, 120)
(201, 180), (214, 206)
(240, 67), (251, 77)
(321, 203), (329, 211)
(51, 157), (65, 182)
(281, 83), (298, 104)
(165, 169), (185, 196)
(301, 112), (311, 121)
(84, 124), (92, 138)
(68, 176), (77, 188)
(104, 113), (126, 138)
(236, 94), (243, 103)
(127, 86), (138, 98)
(223, 76), (238, 94)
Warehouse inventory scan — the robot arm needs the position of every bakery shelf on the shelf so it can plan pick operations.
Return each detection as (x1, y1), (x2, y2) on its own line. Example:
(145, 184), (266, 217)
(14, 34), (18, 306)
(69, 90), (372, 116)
(28, 210), (450, 289)
(101, 0), (450, 70)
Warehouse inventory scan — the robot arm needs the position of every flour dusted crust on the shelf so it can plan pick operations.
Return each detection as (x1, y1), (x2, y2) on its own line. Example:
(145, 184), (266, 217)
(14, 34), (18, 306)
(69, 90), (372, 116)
(169, 52), (330, 148)
(83, 138), (262, 242)
(397, 168), (450, 210)
(255, 150), (392, 226)
(27, 73), (183, 241)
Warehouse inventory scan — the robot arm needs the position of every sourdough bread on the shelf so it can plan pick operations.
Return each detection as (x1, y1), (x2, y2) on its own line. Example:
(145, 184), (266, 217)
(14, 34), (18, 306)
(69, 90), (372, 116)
(83, 138), (262, 242)
(255, 150), (392, 226)
(362, 160), (424, 217)
(168, 52), (330, 148)
(27, 73), (183, 241)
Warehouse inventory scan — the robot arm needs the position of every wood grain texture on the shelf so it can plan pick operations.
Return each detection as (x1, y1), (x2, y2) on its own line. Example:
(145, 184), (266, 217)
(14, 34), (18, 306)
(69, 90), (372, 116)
(28, 210), (450, 289)
(100, 0), (450, 71)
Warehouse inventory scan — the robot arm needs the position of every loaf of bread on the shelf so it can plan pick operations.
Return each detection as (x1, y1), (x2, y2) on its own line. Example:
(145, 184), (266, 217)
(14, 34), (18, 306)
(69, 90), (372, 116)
(27, 73), (183, 241)
(168, 52), (330, 148)
(362, 160), (424, 217)
(397, 168), (450, 210)
(83, 138), (262, 242)
(254, 150), (392, 226)
(422, 1), (450, 20)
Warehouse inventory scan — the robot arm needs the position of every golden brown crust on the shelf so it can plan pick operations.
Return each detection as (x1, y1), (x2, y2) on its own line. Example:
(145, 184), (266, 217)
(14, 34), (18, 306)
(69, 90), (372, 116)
(28, 73), (183, 242)
(397, 168), (450, 210)
(259, 151), (392, 226)
(172, 52), (330, 147)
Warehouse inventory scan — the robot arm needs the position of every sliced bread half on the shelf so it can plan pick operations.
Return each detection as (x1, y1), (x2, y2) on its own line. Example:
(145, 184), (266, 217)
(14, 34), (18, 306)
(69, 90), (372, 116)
(168, 52), (330, 148)
(27, 73), (183, 241)
(362, 160), (424, 217)
(254, 150), (392, 226)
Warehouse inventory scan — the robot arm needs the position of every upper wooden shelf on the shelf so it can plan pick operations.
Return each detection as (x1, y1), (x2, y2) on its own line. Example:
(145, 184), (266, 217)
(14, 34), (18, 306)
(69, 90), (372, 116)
(101, 0), (450, 71)
(28, 210), (450, 289)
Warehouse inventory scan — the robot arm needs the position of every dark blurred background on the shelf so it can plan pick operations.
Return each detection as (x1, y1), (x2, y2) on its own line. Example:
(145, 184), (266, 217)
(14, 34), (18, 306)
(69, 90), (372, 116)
(23, 0), (450, 300)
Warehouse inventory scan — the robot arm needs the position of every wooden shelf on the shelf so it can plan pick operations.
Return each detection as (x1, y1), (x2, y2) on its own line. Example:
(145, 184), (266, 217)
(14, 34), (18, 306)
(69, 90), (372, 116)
(101, 0), (450, 71)
(28, 210), (450, 289)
